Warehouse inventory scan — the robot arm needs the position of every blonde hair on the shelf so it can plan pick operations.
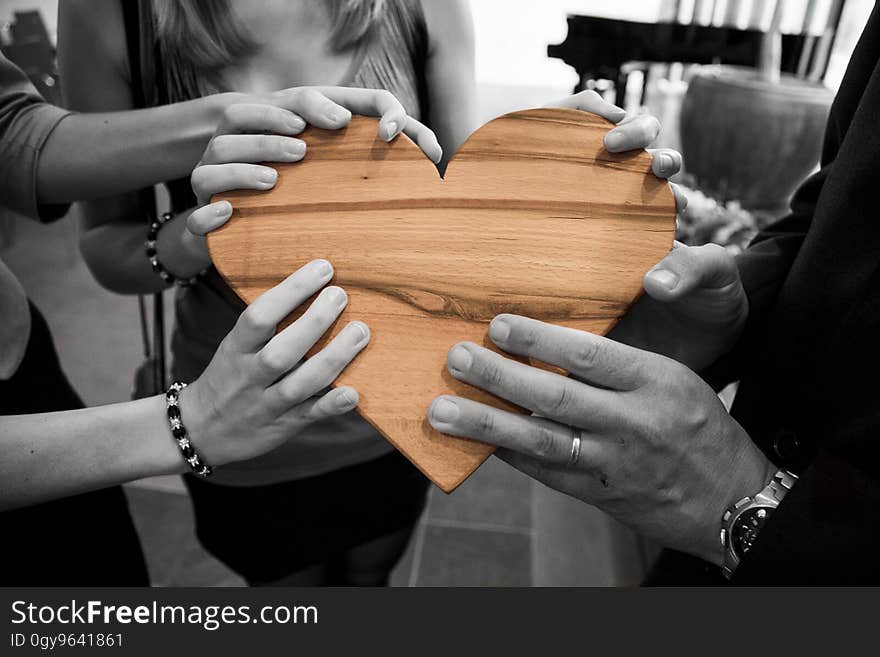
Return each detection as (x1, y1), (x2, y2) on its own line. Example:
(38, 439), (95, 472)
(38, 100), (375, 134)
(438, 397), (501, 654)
(152, 0), (386, 102)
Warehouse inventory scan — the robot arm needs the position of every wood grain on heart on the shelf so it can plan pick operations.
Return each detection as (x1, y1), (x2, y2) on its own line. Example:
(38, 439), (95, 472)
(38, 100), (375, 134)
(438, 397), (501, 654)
(208, 107), (675, 493)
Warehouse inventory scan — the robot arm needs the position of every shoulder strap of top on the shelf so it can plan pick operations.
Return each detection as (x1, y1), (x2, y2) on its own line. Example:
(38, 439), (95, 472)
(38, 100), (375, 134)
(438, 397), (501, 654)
(121, 0), (159, 108)
(121, 1), (167, 394)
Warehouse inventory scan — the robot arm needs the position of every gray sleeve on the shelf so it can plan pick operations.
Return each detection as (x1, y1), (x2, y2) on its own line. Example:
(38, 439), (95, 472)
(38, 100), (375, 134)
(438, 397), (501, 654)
(0, 52), (71, 221)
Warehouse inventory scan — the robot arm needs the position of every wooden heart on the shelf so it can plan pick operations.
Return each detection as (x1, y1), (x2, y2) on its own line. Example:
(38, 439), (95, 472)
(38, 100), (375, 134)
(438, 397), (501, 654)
(209, 108), (675, 492)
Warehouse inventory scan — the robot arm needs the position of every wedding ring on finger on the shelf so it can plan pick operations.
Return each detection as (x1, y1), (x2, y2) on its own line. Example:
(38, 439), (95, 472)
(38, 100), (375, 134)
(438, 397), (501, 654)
(568, 429), (582, 467)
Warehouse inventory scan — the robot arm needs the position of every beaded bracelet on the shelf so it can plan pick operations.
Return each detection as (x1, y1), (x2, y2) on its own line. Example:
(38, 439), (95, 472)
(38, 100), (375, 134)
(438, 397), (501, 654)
(165, 381), (213, 478)
(146, 212), (207, 287)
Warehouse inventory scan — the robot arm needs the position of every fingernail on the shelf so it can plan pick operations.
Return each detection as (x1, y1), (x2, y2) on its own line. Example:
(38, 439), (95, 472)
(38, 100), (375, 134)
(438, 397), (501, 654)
(448, 345), (472, 374)
(287, 116), (305, 132)
(384, 121), (398, 140)
(657, 153), (673, 172)
(489, 318), (510, 344)
(337, 388), (358, 408)
(604, 131), (624, 151)
(257, 168), (278, 184)
(431, 398), (459, 423)
(609, 106), (626, 122)
(647, 269), (679, 290)
(328, 108), (351, 124)
(329, 287), (347, 309)
(346, 321), (369, 344)
(285, 140), (306, 159)
(215, 201), (232, 217)
(313, 259), (333, 277)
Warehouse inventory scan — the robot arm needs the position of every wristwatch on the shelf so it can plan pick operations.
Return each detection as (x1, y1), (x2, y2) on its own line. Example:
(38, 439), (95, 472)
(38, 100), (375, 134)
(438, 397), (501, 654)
(720, 469), (798, 579)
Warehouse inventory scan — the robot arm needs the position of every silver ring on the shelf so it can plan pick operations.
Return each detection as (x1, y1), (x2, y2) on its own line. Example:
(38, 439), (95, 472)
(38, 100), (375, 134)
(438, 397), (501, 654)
(568, 430), (582, 467)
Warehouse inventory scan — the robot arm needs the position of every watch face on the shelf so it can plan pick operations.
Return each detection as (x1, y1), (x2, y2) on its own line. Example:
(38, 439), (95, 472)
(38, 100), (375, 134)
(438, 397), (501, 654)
(731, 507), (769, 558)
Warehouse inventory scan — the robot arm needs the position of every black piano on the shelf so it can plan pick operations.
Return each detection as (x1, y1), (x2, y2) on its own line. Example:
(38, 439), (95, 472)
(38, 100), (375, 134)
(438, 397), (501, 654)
(548, 13), (842, 104)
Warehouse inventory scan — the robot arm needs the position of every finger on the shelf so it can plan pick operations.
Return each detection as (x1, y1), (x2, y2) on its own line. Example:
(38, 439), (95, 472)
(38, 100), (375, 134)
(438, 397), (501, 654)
(187, 200), (233, 236)
(201, 134), (306, 165)
(546, 89), (627, 123)
(255, 285), (348, 383)
(217, 103), (306, 135)
(494, 448), (603, 499)
(269, 87), (353, 130)
(285, 386), (360, 424)
(179, 223), (208, 265)
(487, 314), (648, 390)
(402, 116), (443, 164)
(192, 163), (277, 205)
(313, 87), (407, 139)
(272, 321), (370, 406)
(445, 342), (620, 428)
(329, 87), (408, 141)
(310, 87), (443, 162)
(642, 242), (740, 302)
(428, 395), (607, 470)
(648, 148), (682, 179)
(367, 90), (408, 142)
(604, 114), (661, 152)
(670, 183), (689, 213)
(229, 259), (334, 352)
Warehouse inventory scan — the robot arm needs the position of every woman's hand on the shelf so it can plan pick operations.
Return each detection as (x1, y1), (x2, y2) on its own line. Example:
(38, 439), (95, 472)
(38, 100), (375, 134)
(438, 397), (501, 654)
(548, 90), (688, 212)
(161, 88), (443, 278)
(427, 314), (775, 566)
(260, 86), (443, 163)
(179, 258), (369, 466)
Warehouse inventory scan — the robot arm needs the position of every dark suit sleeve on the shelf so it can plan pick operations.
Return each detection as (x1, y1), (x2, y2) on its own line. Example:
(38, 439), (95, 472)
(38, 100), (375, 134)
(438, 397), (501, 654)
(733, 452), (880, 584)
(701, 6), (880, 583)
(699, 166), (826, 389)
(703, 163), (880, 583)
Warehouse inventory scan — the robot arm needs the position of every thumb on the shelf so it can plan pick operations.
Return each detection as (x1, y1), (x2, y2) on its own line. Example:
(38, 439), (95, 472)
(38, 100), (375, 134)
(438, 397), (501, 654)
(642, 242), (739, 302)
(187, 200), (233, 237)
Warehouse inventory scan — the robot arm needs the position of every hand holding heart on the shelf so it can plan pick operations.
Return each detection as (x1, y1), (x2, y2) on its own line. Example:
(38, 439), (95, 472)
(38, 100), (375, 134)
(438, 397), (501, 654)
(609, 241), (749, 371)
(205, 88), (684, 490)
(190, 88), (685, 258)
(182, 259), (369, 468)
(190, 86), (442, 228)
(428, 314), (775, 565)
(154, 87), (442, 280)
(547, 91), (687, 209)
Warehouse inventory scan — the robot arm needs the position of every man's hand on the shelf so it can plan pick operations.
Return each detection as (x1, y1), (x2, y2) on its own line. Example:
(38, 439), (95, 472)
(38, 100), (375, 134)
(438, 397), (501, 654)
(610, 242), (749, 371)
(427, 314), (774, 566)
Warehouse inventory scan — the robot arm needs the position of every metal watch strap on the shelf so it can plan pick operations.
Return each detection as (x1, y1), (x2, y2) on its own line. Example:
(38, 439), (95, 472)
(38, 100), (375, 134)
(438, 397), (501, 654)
(765, 470), (797, 502)
(720, 469), (798, 579)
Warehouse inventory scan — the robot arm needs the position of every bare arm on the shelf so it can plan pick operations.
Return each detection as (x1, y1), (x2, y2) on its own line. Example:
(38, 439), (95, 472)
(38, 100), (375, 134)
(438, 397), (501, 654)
(0, 395), (184, 511)
(57, 0), (206, 293)
(421, 0), (478, 174)
(45, 0), (228, 201)
(0, 259), (370, 511)
(36, 98), (231, 205)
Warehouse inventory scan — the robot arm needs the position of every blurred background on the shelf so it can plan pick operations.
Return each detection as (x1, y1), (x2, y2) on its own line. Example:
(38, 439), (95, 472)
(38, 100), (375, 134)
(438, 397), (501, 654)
(1, 0), (874, 586)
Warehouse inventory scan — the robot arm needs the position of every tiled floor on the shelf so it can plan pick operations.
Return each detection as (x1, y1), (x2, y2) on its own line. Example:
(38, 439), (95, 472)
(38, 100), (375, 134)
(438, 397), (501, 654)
(394, 457), (534, 587)
(124, 456), (534, 587)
